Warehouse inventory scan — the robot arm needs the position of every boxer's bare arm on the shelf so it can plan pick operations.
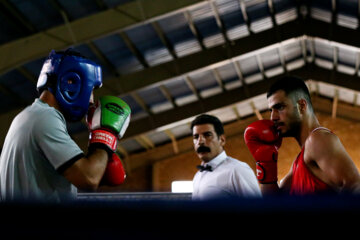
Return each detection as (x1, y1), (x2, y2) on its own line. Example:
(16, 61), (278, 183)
(62, 149), (108, 191)
(260, 168), (293, 194)
(305, 130), (360, 193)
(279, 169), (293, 191)
(259, 183), (280, 194)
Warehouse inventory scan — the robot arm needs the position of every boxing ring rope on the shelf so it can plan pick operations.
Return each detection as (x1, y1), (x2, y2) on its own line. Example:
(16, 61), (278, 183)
(77, 192), (192, 201)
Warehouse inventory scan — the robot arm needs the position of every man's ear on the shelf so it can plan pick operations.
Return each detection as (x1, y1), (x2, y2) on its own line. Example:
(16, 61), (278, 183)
(297, 98), (307, 114)
(220, 134), (226, 147)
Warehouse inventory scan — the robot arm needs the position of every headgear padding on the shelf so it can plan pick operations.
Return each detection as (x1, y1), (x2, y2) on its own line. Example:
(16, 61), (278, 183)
(37, 49), (102, 121)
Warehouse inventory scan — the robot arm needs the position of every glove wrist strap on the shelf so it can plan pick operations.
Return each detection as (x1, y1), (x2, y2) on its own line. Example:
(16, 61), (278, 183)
(89, 129), (118, 152)
(256, 162), (278, 184)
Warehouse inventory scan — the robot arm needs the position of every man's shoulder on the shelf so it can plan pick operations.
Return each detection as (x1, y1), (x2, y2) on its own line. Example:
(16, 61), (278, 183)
(23, 100), (67, 134)
(305, 128), (339, 154)
(224, 156), (252, 171)
(32, 100), (65, 122)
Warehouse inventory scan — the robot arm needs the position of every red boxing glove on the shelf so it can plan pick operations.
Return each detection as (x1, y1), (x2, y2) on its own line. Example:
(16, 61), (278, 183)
(102, 153), (126, 186)
(244, 120), (282, 184)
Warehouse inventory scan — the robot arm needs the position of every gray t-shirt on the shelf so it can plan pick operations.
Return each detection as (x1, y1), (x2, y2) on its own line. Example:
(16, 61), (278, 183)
(0, 99), (84, 202)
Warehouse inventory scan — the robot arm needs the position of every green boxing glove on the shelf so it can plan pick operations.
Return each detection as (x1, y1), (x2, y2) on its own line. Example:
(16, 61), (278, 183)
(86, 96), (131, 153)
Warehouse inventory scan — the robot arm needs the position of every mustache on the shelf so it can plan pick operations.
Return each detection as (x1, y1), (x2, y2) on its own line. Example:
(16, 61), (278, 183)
(274, 122), (285, 128)
(197, 146), (211, 153)
(274, 120), (283, 125)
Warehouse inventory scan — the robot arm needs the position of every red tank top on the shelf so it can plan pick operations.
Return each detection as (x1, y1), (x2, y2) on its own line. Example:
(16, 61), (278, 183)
(289, 127), (334, 196)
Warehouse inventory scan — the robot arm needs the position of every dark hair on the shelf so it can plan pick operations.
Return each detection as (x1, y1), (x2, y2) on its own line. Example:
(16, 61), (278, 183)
(267, 76), (313, 110)
(191, 114), (224, 137)
(56, 48), (87, 59)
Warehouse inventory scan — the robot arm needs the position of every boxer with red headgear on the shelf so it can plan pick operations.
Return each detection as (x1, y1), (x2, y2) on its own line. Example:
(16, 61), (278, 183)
(0, 49), (130, 202)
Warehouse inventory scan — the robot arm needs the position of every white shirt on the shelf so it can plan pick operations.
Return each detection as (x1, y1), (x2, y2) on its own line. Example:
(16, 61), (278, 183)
(192, 151), (261, 200)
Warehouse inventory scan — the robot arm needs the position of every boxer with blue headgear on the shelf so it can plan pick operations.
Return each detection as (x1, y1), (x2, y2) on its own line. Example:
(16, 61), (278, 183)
(37, 48), (102, 121)
(0, 48), (131, 202)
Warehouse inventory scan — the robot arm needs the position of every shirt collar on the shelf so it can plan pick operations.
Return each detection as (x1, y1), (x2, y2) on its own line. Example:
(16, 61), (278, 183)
(202, 151), (227, 170)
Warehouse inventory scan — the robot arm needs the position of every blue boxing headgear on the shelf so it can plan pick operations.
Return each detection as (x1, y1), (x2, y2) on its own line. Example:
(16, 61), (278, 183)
(37, 49), (102, 122)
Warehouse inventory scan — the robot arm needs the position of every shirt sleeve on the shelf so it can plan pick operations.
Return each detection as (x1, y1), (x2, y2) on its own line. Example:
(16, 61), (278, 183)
(34, 110), (84, 171)
(232, 163), (262, 197)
